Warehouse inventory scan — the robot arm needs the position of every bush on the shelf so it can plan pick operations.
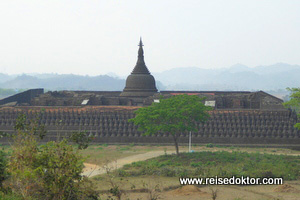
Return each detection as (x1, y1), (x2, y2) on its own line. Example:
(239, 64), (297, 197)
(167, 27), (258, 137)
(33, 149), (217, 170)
(33, 140), (89, 199)
(4, 114), (99, 200)
(69, 131), (93, 150)
(190, 162), (202, 167)
(206, 143), (214, 148)
(0, 191), (23, 200)
(116, 169), (128, 177)
(0, 150), (8, 190)
(120, 151), (300, 180)
(160, 167), (176, 177)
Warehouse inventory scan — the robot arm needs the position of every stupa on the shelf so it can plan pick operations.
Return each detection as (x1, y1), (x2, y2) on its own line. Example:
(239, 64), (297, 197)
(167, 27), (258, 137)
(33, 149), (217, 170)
(120, 38), (157, 97)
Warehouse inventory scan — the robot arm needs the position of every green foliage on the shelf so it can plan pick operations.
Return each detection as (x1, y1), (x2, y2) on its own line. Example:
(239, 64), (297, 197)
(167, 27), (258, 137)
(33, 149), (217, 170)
(109, 186), (122, 200)
(120, 151), (300, 180)
(117, 146), (131, 151)
(129, 95), (212, 154)
(69, 131), (93, 150)
(130, 94), (211, 135)
(0, 192), (23, 200)
(33, 140), (85, 199)
(5, 115), (48, 199)
(0, 132), (9, 139)
(0, 150), (8, 190)
(129, 143), (135, 147)
(283, 87), (300, 129)
(14, 113), (46, 140)
(206, 143), (214, 148)
(4, 114), (99, 200)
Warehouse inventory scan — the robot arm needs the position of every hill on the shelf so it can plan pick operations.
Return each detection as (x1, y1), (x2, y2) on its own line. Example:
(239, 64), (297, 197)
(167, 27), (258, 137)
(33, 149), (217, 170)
(153, 63), (300, 91)
(0, 74), (125, 91)
(0, 63), (297, 99)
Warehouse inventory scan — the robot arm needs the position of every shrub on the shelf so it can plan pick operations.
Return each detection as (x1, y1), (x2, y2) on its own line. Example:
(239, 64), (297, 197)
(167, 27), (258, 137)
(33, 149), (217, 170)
(160, 167), (176, 177)
(118, 147), (131, 151)
(129, 143), (135, 147)
(0, 150), (8, 190)
(206, 143), (214, 148)
(190, 162), (202, 167)
(120, 151), (300, 180)
(4, 114), (99, 200)
(34, 140), (88, 199)
(116, 169), (128, 177)
(69, 131), (93, 150)
(0, 191), (23, 200)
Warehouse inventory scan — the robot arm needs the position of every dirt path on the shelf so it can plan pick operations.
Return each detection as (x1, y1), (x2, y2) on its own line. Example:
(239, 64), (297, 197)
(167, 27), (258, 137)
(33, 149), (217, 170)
(82, 148), (300, 178)
(82, 150), (175, 177)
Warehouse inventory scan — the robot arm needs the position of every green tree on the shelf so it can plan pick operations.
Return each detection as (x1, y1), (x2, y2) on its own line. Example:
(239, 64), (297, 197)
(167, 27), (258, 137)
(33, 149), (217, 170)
(283, 87), (300, 130)
(129, 94), (212, 155)
(4, 114), (99, 200)
(34, 140), (96, 200)
(69, 131), (93, 150)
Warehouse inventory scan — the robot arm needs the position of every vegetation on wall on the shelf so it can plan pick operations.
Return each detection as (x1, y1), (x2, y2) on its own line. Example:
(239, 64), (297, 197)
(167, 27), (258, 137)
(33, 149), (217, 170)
(283, 87), (300, 129)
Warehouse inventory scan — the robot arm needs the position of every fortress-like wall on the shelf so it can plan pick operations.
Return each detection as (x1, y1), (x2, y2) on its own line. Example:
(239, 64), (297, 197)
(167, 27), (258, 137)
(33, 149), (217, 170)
(0, 89), (44, 106)
(0, 106), (299, 147)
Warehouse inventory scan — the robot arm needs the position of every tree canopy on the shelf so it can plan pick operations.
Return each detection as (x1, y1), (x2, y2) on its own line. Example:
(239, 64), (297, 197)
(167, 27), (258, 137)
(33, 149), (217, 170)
(129, 94), (212, 154)
(283, 87), (300, 130)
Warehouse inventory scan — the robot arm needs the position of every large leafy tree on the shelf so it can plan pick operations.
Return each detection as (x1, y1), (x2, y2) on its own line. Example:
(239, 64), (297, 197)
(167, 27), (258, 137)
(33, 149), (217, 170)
(129, 94), (212, 155)
(283, 87), (300, 130)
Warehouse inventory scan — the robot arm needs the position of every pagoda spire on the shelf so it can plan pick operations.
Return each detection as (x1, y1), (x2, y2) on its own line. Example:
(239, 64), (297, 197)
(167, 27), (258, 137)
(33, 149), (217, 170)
(139, 37), (144, 47)
(132, 38), (150, 74)
(120, 38), (157, 97)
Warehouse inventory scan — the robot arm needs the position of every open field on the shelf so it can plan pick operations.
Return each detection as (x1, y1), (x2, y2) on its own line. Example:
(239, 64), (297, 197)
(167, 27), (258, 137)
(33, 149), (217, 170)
(78, 144), (300, 165)
(2, 144), (300, 199)
(2, 143), (299, 161)
(79, 144), (300, 200)
(93, 176), (300, 200)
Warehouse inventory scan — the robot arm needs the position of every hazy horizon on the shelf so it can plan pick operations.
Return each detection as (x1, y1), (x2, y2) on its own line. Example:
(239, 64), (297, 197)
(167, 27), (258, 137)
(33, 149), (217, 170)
(1, 1), (300, 76)
(0, 62), (298, 77)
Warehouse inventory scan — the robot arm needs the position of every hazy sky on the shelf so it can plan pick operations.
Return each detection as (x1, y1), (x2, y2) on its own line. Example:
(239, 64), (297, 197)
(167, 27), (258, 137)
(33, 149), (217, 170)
(0, 0), (299, 76)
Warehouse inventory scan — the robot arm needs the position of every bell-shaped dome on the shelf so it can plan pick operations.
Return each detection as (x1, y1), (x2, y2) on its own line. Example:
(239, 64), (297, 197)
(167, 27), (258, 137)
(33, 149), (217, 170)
(120, 39), (157, 97)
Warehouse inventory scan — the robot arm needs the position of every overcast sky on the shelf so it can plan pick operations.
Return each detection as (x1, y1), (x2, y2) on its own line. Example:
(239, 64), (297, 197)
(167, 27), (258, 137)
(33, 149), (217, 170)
(0, 0), (299, 76)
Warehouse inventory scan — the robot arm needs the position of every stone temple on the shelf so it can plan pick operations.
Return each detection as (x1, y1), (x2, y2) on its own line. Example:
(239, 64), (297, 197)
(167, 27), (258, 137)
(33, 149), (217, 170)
(120, 39), (157, 98)
(0, 39), (299, 148)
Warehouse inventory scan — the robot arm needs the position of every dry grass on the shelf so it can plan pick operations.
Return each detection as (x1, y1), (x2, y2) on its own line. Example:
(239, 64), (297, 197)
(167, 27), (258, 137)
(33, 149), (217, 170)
(85, 145), (300, 200)
(92, 175), (300, 200)
(78, 144), (300, 165)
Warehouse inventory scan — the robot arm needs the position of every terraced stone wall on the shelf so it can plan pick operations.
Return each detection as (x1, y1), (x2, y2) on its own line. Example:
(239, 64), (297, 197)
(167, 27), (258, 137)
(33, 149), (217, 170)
(0, 106), (299, 146)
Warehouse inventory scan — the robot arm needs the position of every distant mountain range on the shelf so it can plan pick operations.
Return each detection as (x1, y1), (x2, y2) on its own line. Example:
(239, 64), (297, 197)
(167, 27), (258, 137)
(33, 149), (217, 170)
(0, 63), (298, 98)
(0, 74), (125, 91)
(153, 63), (300, 91)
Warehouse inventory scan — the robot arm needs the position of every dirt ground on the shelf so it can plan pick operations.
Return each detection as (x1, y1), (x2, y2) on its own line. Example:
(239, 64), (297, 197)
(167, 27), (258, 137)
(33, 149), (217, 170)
(82, 145), (299, 177)
(99, 183), (300, 200)
(83, 150), (171, 177)
(82, 145), (300, 200)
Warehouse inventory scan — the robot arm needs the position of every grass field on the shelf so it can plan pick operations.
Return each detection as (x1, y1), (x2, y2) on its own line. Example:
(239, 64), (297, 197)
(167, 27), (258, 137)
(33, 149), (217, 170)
(1, 143), (300, 199)
(92, 175), (300, 200)
(80, 144), (300, 200)
(119, 151), (300, 180)
(77, 143), (300, 164)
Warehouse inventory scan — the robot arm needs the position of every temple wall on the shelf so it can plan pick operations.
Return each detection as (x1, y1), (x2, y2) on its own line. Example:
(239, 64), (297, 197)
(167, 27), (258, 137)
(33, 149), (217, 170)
(0, 106), (299, 147)
(0, 89), (44, 106)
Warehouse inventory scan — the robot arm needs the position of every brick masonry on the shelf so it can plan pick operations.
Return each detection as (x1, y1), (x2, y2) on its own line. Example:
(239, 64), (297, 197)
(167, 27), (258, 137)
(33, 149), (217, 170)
(0, 106), (299, 147)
